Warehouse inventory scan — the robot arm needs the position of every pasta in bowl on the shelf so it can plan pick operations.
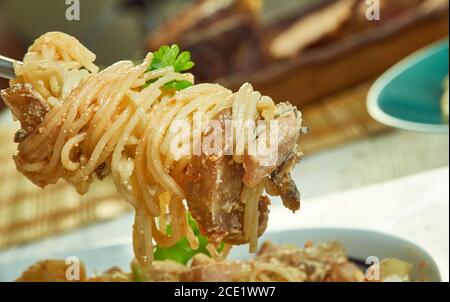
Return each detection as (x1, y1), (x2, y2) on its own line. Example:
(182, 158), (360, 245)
(2, 228), (439, 282)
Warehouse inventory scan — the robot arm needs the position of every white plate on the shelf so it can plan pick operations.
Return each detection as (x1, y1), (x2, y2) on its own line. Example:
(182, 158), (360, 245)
(0, 228), (441, 282)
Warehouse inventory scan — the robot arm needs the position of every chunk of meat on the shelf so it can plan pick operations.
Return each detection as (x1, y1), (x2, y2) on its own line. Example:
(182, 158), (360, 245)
(243, 102), (302, 188)
(178, 109), (270, 245)
(242, 102), (302, 212)
(269, 152), (301, 212)
(181, 151), (270, 245)
(1, 83), (49, 141)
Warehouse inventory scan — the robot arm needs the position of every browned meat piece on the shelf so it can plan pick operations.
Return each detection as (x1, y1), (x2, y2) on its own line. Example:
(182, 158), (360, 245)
(243, 102), (302, 188)
(1, 83), (49, 141)
(178, 109), (270, 245)
(178, 102), (303, 245)
(269, 152), (301, 212)
(180, 254), (244, 282)
(16, 260), (87, 282)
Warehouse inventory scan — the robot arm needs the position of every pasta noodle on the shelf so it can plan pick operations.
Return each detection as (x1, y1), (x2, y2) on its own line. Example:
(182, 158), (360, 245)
(241, 183), (264, 253)
(4, 32), (301, 268)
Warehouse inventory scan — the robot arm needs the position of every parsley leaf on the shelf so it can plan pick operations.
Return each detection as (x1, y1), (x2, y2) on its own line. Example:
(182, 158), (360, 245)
(173, 51), (195, 73)
(148, 45), (195, 73)
(143, 79), (193, 91)
(164, 80), (193, 91)
(144, 45), (195, 91)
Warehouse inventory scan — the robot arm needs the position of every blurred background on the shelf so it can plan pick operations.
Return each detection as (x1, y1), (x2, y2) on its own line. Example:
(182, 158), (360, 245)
(0, 0), (448, 255)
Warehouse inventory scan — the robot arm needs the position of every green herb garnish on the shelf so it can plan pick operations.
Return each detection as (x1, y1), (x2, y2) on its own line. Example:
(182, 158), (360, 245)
(143, 78), (193, 91)
(164, 80), (193, 91)
(144, 45), (195, 91)
(148, 45), (195, 73)
(153, 213), (223, 264)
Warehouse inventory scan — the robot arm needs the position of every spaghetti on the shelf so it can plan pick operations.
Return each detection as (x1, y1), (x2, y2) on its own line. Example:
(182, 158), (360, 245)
(2, 32), (303, 267)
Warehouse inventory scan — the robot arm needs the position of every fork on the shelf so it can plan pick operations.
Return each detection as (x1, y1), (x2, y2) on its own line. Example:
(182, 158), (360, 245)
(0, 55), (21, 79)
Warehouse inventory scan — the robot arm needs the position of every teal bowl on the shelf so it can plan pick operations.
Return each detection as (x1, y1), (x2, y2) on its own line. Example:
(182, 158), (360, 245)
(367, 39), (449, 133)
